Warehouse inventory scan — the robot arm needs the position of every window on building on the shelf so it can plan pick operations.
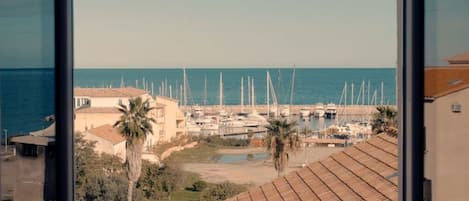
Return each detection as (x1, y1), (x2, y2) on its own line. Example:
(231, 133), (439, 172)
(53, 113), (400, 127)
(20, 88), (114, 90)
(21, 144), (39, 157)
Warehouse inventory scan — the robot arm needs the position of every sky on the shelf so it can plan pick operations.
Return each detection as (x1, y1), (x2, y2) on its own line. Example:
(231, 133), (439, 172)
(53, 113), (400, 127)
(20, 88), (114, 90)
(425, 0), (469, 66)
(1, 0), (467, 68)
(74, 0), (397, 68)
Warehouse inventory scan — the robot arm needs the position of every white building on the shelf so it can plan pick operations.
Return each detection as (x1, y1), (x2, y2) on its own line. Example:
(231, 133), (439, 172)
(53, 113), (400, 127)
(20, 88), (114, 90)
(155, 96), (186, 142)
(424, 59), (469, 200)
(74, 87), (185, 149)
(82, 124), (126, 161)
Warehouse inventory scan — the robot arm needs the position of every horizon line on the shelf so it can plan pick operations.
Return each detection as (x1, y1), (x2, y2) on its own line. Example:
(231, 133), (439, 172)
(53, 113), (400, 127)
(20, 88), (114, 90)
(75, 66), (396, 69)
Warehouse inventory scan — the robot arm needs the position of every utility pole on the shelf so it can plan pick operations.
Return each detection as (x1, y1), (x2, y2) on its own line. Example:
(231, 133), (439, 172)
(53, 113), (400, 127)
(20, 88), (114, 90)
(4, 129), (7, 153)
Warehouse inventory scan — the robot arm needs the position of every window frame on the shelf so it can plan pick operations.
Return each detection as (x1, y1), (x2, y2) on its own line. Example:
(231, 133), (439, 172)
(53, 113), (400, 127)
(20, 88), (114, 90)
(51, 0), (428, 200)
(398, 0), (425, 200)
(54, 0), (74, 200)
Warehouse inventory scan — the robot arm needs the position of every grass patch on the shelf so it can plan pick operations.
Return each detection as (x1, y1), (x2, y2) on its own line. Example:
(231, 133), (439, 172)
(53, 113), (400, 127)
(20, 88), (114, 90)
(170, 171), (202, 201)
(165, 143), (219, 163)
(171, 190), (201, 201)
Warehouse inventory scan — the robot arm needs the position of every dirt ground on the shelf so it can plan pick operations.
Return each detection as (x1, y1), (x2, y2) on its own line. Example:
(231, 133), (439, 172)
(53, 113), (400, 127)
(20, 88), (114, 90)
(181, 146), (344, 186)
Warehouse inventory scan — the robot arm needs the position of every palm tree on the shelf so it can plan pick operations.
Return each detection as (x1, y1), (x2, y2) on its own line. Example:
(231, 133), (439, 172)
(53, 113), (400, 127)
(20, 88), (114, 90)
(114, 97), (155, 201)
(371, 106), (397, 134)
(264, 119), (300, 177)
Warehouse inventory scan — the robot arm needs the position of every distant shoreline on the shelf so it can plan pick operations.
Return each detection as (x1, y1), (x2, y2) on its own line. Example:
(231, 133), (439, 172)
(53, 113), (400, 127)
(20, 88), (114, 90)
(74, 66), (396, 70)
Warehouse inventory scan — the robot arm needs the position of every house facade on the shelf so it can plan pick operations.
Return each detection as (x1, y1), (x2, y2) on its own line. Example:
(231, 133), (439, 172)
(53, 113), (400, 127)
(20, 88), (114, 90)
(10, 135), (56, 201)
(155, 96), (186, 142)
(74, 87), (185, 149)
(424, 66), (469, 201)
(82, 124), (126, 161)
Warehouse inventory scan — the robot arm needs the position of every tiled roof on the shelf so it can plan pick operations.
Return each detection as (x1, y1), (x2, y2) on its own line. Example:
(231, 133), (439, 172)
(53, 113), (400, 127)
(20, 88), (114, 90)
(425, 67), (469, 98)
(75, 107), (121, 113)
(227, 133), (398, 201)
(87, 124), (125, 145)
(447, 52), (469, 65)
(303, 138), (346, 145)
(74, 87), (147, 97)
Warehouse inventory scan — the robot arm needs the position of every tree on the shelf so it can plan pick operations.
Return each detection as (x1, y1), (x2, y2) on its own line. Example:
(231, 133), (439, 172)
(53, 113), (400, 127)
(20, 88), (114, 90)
(75, 133), (147, 201)
(114, 97), (156, 201)
(137, 161), (185, 200)
(371, 106), (398, 135)
(264, 119), (300, 177)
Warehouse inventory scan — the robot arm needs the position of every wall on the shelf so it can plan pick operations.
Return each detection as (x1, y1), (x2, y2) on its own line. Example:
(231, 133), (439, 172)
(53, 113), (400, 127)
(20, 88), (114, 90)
(74, 93), (161, 148)
(425, 88), (469, 201)
(75, 112), (121, 132)
(82, 131), (125, 161)
(14, 144), (46, 201)
(75, 111), (160, 151)
(155, 96), (185, 142)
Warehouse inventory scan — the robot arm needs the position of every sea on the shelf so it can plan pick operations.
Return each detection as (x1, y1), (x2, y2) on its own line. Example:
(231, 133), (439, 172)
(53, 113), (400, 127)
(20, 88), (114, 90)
(1, 67), (396, 136)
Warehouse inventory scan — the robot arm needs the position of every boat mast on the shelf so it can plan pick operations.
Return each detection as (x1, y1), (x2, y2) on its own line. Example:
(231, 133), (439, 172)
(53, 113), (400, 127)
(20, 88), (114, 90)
(266, 71), (270, 118)
(241, 77), (244, 111)
(183, 67), (187, 107)
(204, 76), (208, 106)
(351, 82), (354, 105)
(344, 82), (348, 122)
(219, 72), (223, 108)
(247, 76), (251, 106)
(169, 85), (172, 98)
(289, 66), (296, 114)
(251, 78), (255, 110)
(362, 80), (365, 105)
(381, 81), (384, 105)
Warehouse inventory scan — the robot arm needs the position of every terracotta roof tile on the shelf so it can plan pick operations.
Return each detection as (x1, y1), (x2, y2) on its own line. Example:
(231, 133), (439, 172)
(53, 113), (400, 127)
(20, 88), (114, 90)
(229, 133), (398, 201)
(87, 124), (125, 144)
(74, 87), (147, 97)
(425, 67), (469, 98)
(446, 52), (469, 65)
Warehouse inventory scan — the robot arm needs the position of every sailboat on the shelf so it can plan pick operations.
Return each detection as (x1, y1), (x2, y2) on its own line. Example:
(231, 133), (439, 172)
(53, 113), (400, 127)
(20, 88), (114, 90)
(218, 72), (228, 117)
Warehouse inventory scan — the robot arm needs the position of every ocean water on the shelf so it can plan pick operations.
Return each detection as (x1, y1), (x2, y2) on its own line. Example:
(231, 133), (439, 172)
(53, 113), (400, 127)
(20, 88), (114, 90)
(0, 69), (55, 135)
(1, 67), (395, 136)
(75, 68), (396, 106)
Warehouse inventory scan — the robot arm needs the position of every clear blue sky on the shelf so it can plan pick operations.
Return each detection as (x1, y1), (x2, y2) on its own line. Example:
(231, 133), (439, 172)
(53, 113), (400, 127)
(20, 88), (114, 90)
(74, 0), (397, 68)
(2, 0), (467, 68)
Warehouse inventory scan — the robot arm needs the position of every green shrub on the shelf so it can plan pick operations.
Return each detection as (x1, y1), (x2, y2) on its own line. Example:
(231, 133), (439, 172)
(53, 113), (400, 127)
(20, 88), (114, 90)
(202, 136), (250, 147)
(200, 182), (246, 201)
(192, 180), (208, 192)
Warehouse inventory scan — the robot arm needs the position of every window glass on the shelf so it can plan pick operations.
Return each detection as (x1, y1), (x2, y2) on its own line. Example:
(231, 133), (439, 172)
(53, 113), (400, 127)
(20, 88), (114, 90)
(74, 1), (397, 200)
(0, 0), (56, 200)
(424, 0), (469, 200)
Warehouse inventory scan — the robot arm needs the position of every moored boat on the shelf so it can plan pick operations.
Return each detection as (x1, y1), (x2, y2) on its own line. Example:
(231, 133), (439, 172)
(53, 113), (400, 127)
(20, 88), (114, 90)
(313, 103), (325, 118)
(325, 103), (337, 119)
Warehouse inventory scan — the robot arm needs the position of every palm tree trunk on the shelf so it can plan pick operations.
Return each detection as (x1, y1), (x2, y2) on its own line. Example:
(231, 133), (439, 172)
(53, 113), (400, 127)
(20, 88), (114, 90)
(127, 180), (134, 201)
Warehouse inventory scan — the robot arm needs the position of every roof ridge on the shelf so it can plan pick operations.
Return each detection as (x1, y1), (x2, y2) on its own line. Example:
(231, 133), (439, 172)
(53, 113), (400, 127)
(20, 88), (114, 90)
(377, 134), (398, 145)
(306, 165), (343, 201)
(318, 160), (366, 201)
(331, 153), (394, 200)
